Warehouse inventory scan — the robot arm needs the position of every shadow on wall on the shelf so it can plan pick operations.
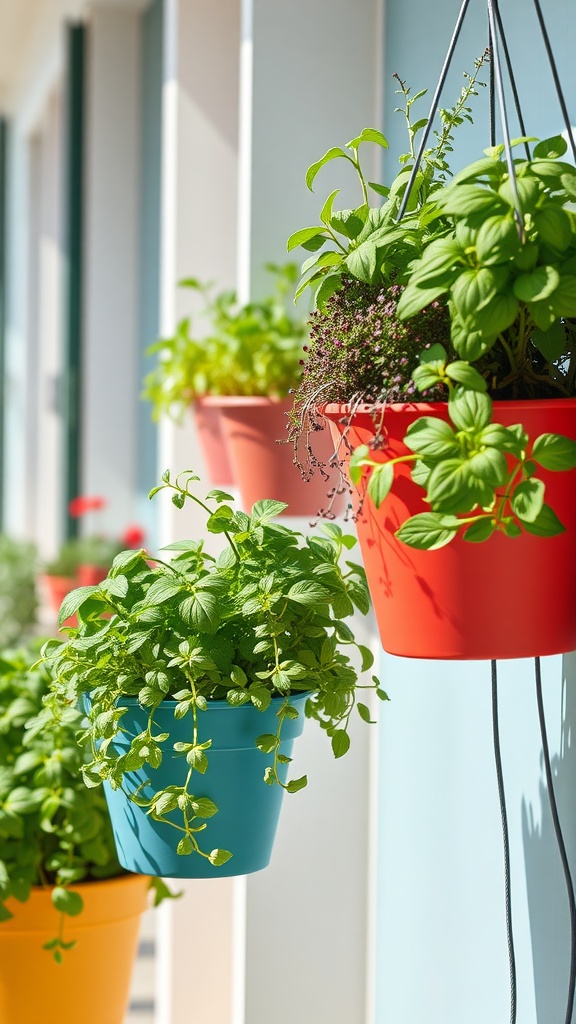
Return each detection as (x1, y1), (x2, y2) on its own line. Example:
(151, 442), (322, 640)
(522, 652), (576, 1024)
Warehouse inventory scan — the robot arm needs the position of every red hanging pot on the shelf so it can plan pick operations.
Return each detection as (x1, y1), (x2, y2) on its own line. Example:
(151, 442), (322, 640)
(323, 398), (576, 661)
(216, 396), (343, 517)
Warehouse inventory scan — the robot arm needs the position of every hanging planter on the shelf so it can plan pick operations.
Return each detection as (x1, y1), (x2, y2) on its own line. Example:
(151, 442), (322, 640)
(193, 397), (235, 487)
(0, 875), (149, 1024)
(102, 694), (307, 878)
(45, 472), (386, 880)
(323, 399), (576, 660)
(216, 396), (342, 516)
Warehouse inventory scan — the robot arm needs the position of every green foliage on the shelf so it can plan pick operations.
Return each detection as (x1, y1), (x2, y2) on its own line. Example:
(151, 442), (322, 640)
(143, 264), (309, 421)
(0, 536), (37, 648)
(0, 648), (152, 960)
(45, 471), (387, 866)
(287, 57), (576, 551)
(287, 56), (489, 306)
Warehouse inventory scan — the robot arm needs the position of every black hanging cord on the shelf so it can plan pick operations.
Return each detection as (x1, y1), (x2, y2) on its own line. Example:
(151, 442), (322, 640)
(491, 659), (517, 1024)
(492, 2), (531, 159)
(531, 0), (576, 163)
(534, 657), (576, 1024)
(396, 0), (472, 221)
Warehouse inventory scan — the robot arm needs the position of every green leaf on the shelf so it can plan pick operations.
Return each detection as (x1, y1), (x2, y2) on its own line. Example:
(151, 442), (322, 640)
(287, 581), (330, 605)
(445, 362), (487, 391)
(396, 513), (461, 550)
(319, 189), (341, 227)
(408, 238), (463, 285)
(468, 448), (508, 487)
(286, 226), (328, 251)
(513, 265), (560, 303)
(346, 127), (389, 150)
(449, 388), (492, 432)
(404, 417), (459, 459)
(57, 586), (99, 626)
(145, 577), (186, 605)
(249, 686), (272, 712)
(437, 183), (508, 217)
(522, 503), (566, 537)
(463, 517), (496, 542)
(285, 776), (308, 793)
(256, 733), (278, 754)
(331, 731), (351, 758)
(177, 836), (194, 856)
(533, 206), (573, 252)
(511, 478), (545, 523)
(52, 887), (84, 917)
(533, 135), (568, 159)
(357, 702), (375, 723)
(251, 499), (289, 522)
(306, 147), (348, 190)
(396, 280), (449, 319)
(367, 463), (394, 507)
(191, 797), (218, 819)
(315, 273), (343, 309)
(475, 215), (521, 264)
(209, 849), (233, 867)
(185, 591), (220, 633)
(531, 433), (576, 471)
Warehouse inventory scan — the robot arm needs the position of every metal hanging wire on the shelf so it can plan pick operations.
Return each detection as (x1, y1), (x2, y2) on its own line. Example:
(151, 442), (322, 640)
(491, 660), (517, 1024)
(392, 2), (576, 1020)
(534, 657), (576, 1024)
(396, 0), (576, 224)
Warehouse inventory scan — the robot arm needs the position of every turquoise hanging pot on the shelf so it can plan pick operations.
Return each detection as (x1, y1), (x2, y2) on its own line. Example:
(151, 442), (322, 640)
(102, 693), (308, 878)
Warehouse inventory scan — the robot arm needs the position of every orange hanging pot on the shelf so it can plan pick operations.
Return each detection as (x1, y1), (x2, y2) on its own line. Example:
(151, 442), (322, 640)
(0, 874), (150, 1024)
(214, 395), (343, 517)
(323, 398), (576, 661)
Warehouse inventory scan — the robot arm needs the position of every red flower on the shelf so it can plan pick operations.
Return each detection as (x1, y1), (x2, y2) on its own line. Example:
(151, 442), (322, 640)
(121, 525), (146, 549)
(69, 495), (106, 517)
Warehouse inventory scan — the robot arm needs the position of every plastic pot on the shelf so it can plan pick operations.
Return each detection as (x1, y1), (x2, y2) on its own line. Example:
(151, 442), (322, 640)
(103, 693), (308, 878)
(323, 399), (576, 660)
(193, 397), (235, 487)
(0, 874), (150, 1024)
(213, 396), (343, 516)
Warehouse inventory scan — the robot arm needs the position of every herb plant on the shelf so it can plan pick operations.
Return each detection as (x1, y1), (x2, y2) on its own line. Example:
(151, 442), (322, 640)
(0, 648), (169, 961)
(143, 264), (309, 421)
(288, 62), (576, 550)
(44, 471), (387, 868)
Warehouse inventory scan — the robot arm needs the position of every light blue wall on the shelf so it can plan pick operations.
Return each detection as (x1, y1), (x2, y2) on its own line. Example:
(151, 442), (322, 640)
(375, 3), (576, 1022)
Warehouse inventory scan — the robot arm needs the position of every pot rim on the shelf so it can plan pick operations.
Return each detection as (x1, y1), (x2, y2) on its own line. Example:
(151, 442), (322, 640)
(112, 691), (311, 711)
(320, 396), (576, 417)
(198, 395), (291, 409)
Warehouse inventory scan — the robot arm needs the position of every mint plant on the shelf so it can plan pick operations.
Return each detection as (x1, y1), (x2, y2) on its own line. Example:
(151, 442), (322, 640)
(44, 471), (387, 868)
(143, 263), (308, 420)
(0, 649), (169, 961)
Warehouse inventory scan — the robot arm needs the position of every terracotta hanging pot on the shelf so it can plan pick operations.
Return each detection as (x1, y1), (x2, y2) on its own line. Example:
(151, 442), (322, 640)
(0, 874), (150, 1024)
(193, 397), (235, 487)
(323, 398), (576, 661)
(76, 564), (109, 588)
(214, 396), (343, 517)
